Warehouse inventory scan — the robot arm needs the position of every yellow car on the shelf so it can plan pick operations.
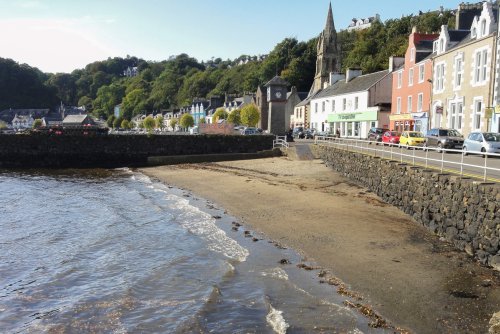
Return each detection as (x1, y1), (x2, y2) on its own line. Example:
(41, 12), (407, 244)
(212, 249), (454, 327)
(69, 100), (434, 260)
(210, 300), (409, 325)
(399, 131), (425, 149)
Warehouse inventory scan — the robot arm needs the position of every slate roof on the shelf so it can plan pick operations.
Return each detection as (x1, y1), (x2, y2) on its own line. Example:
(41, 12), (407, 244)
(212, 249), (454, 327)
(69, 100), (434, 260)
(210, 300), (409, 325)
(296, 91), (321, 107)
(313, 70), (390, 99)
(0, 109), (50, 123)
(264, 76), (289, 87)
(62, 114), (90, 124)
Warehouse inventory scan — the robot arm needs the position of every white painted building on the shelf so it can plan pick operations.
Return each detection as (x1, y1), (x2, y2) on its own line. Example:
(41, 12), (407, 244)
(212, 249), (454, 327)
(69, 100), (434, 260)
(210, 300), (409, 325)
(310, 69), (392, 138)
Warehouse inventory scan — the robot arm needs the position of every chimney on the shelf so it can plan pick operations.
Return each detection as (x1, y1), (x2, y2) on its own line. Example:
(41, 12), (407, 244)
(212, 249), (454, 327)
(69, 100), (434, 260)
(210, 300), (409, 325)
(291, 86), (297, 94)
(330, 72), (345, 85)
(346, 68), (362, 83)
(389, 56), (405, 72)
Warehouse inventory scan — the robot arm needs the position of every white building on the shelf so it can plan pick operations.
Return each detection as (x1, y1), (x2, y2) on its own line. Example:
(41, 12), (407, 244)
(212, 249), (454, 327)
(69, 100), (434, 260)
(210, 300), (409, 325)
(11, 114), (34, 130)
(347, 14), (380, 32)
(310, 69), (392, 138)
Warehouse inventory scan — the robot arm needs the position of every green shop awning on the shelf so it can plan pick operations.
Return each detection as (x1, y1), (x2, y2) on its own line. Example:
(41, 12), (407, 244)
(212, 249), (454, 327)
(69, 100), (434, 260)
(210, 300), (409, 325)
(327, 110), (378, 122)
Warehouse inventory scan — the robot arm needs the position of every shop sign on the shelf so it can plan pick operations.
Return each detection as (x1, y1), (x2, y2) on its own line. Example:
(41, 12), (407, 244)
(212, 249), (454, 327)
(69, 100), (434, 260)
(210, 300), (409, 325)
(327, 110), (378, 122)
(389, 113), (413, 121)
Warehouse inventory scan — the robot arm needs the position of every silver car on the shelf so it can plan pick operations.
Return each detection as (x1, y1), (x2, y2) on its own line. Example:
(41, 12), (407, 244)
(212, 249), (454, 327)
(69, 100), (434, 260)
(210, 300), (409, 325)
(462, 132), (500, 156)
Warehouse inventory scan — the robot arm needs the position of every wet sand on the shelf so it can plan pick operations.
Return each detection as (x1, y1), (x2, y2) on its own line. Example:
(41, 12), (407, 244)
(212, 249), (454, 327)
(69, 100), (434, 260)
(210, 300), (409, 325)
(140, 156), (500, 333)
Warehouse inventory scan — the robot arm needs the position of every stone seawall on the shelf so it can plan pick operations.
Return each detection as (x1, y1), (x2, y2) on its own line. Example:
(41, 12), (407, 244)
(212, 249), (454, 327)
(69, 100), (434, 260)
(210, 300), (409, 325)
(316, 145), (500, 270)
(0, 134), (274, 168)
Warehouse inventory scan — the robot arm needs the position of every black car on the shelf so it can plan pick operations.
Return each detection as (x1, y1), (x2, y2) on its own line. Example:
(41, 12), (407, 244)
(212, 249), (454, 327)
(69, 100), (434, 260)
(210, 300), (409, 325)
(367, 127), (389, 143)
(424, 128), (464, 152)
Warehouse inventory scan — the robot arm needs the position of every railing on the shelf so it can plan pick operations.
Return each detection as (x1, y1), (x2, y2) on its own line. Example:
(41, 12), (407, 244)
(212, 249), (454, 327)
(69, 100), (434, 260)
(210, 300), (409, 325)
(273, 136), (289, 150)
(314, 136), (500, 183)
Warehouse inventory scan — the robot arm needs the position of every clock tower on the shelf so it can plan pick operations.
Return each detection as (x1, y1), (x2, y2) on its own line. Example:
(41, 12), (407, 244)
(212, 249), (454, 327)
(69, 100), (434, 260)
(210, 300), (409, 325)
(264, 76), (289, 135)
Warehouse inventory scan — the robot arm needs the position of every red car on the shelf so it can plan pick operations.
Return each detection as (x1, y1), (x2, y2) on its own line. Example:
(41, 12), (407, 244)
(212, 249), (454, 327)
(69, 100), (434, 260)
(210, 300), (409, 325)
(382, 131), (400, 145)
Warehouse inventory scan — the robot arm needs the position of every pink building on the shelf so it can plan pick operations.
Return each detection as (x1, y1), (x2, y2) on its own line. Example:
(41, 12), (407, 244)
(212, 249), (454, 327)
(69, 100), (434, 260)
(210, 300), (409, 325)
(390, 27), (438, 134)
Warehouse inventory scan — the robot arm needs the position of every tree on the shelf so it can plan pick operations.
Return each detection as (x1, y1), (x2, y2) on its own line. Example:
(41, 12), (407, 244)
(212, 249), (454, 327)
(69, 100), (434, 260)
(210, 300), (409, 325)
(227, 109), (241, 125)
(121, 119), (131, 129)
(212, 107), (228, 123)
(170, 118), (178, 130)
(78, 96), (93, 111)
(143, 115), (156, 132)
(106, 115), (116, 128)
(156, 115), (165, 130)
(199, 117), (206, 124)
(180, 113), (194, 129)
(240, 104), (260, 127)
(113, 116), (124, 129)
(32, 119), (43, 129)
(121, 88), (147, 120)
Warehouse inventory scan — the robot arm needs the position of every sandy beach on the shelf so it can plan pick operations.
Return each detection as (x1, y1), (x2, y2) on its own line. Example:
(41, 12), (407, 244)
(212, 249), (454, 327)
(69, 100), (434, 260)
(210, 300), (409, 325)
(140, 154), (500, 333)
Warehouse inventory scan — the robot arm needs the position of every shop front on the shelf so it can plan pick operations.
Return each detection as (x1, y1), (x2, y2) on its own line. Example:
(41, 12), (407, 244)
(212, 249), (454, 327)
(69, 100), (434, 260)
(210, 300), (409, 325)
(328, 110), (379, 138)
(390, 112), (429, 134)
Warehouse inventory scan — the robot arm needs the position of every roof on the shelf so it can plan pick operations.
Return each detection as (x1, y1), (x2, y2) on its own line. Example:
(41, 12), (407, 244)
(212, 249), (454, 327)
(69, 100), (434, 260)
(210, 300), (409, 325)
(313, 70), (390, 99)
(264, 76), (289, 87)
(62, 114), (89, 124)
(296, 90), (321, 107)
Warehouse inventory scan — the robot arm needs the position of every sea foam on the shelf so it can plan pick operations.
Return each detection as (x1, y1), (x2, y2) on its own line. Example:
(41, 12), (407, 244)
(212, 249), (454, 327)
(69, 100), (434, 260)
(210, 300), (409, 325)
(266, 304), (289, 334)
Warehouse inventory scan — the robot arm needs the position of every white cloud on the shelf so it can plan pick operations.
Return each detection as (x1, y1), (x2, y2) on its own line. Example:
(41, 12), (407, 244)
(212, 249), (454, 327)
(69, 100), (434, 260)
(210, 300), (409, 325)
(16, 1), (46, 9)
(0, 17), (119, 73)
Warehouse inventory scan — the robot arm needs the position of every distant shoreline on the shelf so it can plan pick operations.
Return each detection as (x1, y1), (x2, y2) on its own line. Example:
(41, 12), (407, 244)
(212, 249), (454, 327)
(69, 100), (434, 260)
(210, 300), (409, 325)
(141, 157), (500, 333)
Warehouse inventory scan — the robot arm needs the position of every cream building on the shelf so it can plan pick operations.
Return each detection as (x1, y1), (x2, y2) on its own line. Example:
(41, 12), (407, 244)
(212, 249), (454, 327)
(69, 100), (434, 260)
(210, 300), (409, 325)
(431, 2), (497, 137)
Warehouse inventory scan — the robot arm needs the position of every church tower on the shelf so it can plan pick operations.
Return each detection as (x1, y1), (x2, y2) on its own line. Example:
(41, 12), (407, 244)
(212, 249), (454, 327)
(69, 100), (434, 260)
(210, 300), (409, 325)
(312, 2), (340, 94)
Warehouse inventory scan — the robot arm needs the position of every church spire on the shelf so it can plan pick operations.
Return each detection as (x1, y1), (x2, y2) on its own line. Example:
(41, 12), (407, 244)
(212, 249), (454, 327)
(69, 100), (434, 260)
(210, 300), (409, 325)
(324, 2), (335, 33)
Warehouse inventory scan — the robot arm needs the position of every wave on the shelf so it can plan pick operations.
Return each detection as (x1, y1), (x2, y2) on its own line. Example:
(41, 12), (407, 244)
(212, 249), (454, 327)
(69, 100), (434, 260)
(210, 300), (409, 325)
(266, 303), (289, 334)
(260, 267), (289, 281)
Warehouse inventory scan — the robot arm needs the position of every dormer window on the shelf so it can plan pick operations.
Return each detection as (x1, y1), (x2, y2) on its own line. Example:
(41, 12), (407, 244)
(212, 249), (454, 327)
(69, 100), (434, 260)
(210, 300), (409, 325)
(472, 27), (477, 38)
(481, 20), (487, 36)
(439, 39), (445, 52)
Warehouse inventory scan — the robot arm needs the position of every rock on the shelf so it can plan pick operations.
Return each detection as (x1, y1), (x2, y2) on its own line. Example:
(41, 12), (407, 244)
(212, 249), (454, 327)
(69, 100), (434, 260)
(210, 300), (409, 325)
(489, 255), (500, 271)
(279, 259), (291, 265)
(489, 311), (500, 334)
(482, 279), (493, 287)
(231, 227), (238, 231)
(212, 215), (222, 219)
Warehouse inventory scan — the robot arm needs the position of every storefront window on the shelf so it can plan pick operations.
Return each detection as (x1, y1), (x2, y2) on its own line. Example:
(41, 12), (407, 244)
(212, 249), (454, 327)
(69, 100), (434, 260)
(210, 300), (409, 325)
(414, 120), (422, 132)
(354, 122), (359, 137)
(404, 121), (411, 131)
(347, 122), (353, 136)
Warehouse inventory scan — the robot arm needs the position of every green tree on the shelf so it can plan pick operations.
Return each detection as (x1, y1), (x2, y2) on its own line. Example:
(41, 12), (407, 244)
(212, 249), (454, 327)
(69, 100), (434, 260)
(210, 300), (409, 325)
(32, 119), (43, 129)
(121, 119), (131, 129)
(78, 96), (93, 111)
(199, 117), (206, 124)
(113, 116), (124, 129)
(180, 113), (194, 129)
(143, 115), (156, 132)
(156, 115), (165, 130)
(212, 107), (228, 123)
(240, 104), (260, 127)
(227, 109), (241, 125)
(122, 88), (147, 120)
(170, 118), (178, 130)
(106, 115), (116, 128)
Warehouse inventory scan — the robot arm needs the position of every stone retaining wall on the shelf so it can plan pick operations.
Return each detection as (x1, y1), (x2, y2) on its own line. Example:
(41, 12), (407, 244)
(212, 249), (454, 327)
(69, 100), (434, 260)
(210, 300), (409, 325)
(316, 145), (500, 270)
(0, 134), (274, 168)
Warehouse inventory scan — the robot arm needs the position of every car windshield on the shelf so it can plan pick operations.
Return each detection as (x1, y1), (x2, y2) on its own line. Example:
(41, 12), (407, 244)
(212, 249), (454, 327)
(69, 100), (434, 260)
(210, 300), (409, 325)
(440, 129), (461, 137)
(408, 132), (423, 138)
(484, 133), (500, 142)
(375, 129), (385, 134)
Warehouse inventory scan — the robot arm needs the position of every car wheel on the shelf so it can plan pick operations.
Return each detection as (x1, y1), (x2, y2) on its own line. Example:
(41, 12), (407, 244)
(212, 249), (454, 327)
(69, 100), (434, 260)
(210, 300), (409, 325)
(462, 146), (468, 156)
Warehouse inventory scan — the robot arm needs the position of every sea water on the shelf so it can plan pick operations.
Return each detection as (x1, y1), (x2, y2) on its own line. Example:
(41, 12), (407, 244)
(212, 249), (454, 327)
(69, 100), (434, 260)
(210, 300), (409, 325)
(0, 169), (392, 333)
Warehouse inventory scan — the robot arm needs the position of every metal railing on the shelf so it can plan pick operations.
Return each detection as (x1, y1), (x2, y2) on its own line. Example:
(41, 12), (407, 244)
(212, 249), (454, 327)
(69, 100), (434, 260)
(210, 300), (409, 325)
(314, 136), (500, 183)
(273, 136), (289, 150)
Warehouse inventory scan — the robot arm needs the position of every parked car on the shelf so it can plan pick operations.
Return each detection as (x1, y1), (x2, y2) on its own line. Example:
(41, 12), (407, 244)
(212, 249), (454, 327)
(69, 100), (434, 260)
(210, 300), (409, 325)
(367, 127), (389, 144)
(292, 127), (304, 138)
(399, 131), (426, 149)
(381, 131), (400, 145)
(189, 126), (199, 135)
(424, 128), (464, 152)
(241, 127), (259, 135)
(462, 132), (500, 156)
(300, 129), (314, 139)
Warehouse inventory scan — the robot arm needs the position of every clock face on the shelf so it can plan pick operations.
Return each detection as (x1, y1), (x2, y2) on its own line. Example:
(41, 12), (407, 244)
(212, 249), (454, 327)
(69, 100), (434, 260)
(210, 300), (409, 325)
(275, 91), (282, 99)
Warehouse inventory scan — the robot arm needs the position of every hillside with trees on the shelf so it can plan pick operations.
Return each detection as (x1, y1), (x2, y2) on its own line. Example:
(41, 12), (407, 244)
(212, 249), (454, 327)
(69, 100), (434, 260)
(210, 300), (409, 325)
(0, 9), (454, 120)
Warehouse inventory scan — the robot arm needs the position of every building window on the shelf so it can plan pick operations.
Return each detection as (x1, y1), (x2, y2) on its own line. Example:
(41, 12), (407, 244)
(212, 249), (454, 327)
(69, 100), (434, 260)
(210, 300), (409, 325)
(396, 97), (401, 114)
(455, 55), (463, 88)
(418, 64), (425, 83)
(417, 93), (423, 112)
(449, 102), (463, 129)
(481, 20), (487, 36)
(410, 48), (415, 61)
(475, 49), (488, 83)
(435, 63), (445, 91)
(408, 68), (414, 86)
(354, 97), (359, 110)
(474, 100), (482, 130)
(407, 96), (413, 113)
(343, 98), (347, 111)
(322, 101), (325, 113)
(347, 122), (353, 136)
(397, 71), (402, 88)
(315, 103), (318, 113)
(332, 100), (336, 112)
(414, 120), (422, 132)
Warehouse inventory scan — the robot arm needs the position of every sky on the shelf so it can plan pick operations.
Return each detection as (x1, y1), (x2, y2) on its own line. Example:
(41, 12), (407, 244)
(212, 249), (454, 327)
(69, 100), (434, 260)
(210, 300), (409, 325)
(0, 0), (462, 74)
